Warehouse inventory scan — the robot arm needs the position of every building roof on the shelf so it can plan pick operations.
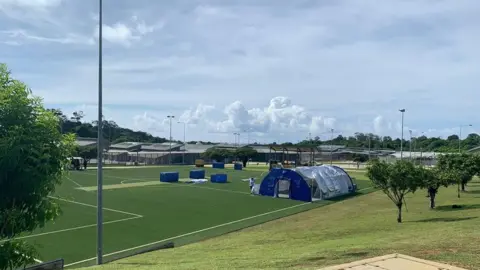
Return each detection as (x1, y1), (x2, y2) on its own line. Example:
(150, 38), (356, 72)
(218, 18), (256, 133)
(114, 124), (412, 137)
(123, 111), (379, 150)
(75, 137), (98, 147)
(269, 145), (317, 152)
(141, 143), (183, 151)
(110, 142), (143, 149)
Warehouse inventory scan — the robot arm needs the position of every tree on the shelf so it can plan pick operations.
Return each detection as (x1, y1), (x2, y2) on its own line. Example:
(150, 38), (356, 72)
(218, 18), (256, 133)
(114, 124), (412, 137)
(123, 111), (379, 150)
(436, 154), (480, 197)
(0, 63), (76, 269)
(70, 110), (84, 122)
(419, 168), (451, 209)
(77, 145), (97, 161)
(366, 160), (423, 223)
(201, 147), (233, 162)
(234, 147), (258, 167)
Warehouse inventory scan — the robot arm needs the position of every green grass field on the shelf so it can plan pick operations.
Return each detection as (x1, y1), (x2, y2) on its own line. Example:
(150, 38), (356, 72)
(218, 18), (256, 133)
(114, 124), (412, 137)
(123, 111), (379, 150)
(13, 165), (372, 268)
(80, 175), (480, 270)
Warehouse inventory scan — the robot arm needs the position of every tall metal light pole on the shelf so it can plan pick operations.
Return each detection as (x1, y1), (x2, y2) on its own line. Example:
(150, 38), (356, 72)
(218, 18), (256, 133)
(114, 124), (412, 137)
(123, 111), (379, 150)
(409, 129), (413, 159)
(167, 115), (174, 164)
(178, 121), (186, 164)
(368, 134), (371, 160)
(399, 109), (405, 159)
(458, 124), (472, 152)
(330, 128), (334, 165)
(244, 129), (251, 145)
(96, 0), (104, 265)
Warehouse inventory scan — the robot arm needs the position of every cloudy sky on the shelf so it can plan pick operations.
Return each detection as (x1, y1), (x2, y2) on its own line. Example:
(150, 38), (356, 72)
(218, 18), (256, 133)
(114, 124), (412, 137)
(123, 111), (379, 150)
(1, 0), (479, 143)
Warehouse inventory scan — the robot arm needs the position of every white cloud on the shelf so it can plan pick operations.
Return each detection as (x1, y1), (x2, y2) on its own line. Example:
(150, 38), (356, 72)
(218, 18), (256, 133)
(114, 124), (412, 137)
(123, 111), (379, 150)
(0, 0), (62, 9)
(2, 0), (480, 142)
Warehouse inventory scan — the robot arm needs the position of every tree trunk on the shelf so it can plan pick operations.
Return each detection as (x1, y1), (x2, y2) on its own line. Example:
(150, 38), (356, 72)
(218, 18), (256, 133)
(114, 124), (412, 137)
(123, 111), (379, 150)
(428, 188), (437, 209)
(397, 202), (403, 223)
(461, 182), (466, 192)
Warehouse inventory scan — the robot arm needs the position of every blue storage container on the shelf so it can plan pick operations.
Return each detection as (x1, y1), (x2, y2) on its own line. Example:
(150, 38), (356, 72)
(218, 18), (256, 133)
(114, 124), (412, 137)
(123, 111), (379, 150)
(234, 163), (243, 170)
(212, 162), (225, 169)
(160, 172), (179, 182)
(210, 174), (227, 183)
(189, 170), (206, 179)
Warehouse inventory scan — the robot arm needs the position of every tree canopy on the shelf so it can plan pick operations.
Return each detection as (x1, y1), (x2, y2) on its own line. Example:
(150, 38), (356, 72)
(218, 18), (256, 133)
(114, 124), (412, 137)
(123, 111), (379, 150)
(366, 159), (424, 223)
(435, 154), (480, 196)
(296, 132), (480, 152)
(0, 63), (76, 269)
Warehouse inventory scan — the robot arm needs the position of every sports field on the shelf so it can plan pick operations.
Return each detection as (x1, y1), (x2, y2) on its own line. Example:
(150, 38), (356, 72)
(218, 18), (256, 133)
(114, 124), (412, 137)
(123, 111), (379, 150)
(10, 165), (373, 268)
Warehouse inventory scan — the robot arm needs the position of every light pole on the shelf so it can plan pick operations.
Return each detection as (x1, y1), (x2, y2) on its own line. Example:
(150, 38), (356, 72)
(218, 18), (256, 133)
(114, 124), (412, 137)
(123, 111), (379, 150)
(368, 134), (371, 160)
(409, 129), (413, 159)
(399, 109), (405, 159)
(244, 129), (251, 145)
(233, 132), (239, 162)
(458, 124), (472, 153)
(167, 115), (174, 164)
(178, 121), (186, 164)
(330, 128), (334, 165)
(96, 0), (104, 265)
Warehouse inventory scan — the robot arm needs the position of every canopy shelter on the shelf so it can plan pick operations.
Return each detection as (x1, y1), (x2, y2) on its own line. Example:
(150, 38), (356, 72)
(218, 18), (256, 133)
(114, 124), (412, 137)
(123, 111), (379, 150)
(258, 165), (357, 202)
(268, 145), (317, 168)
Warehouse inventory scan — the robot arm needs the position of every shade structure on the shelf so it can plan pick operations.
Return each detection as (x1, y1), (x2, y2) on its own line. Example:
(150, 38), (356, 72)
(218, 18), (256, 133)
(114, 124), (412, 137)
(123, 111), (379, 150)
(259, 165), (356, 202)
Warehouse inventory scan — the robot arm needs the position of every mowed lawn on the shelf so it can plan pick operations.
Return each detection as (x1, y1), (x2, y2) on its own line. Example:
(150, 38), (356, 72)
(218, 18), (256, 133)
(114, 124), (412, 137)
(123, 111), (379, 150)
(13, 165), (373, 268)
(80, 174), (480, 270)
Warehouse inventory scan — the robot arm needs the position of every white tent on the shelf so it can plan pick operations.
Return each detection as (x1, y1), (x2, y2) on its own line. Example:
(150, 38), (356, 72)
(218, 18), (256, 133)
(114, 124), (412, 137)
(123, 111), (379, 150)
(294, 165), (356, 201)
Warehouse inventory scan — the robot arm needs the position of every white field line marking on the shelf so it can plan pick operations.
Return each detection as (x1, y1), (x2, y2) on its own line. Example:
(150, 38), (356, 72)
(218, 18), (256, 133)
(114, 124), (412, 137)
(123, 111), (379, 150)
(6, 216), (142, 242)
(48, 196), (143, 218)
(80, 171), (158, 182)
(65, 202), (311, 268)
(120, 179), (150, 184)
(181, 184), (251, 195)
(65, 176), (82, 187)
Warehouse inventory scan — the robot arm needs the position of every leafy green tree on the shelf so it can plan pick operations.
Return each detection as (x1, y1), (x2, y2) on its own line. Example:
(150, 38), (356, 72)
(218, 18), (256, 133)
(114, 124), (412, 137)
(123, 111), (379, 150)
(419, 168), (451, 209)
(352, 153), (369, 163)
(201, 147), (233, 162)
(234, 147), (258, 167)
(436, 154), (480, 197)
(366, 160), (423, 223)
(0, 63), (76, 269)
(77, 145), (97, 161)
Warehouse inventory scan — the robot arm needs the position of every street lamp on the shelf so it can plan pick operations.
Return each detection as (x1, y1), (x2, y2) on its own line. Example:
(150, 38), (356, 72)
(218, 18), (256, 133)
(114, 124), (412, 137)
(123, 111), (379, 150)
(178, 121), (186, 164)
(409, 129), (413, 159)
(96, 0), (104, 265)
(458, 124), (472, 152)
(399, 109), (405, 159)
(330, 128), (334, 165)
(167, 115), (175, 164)
(244, 128), (252, 145)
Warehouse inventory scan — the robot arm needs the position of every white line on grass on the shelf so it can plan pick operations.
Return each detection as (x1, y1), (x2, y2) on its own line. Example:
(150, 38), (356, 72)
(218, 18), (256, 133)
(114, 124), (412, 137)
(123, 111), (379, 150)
(48, 196), (143, 218)
(80, 171), (158, 182)
(7, 216), (142, 242)
(181, 184), (251, 195)
(120, 179), (149, 184)
(64, 202), (311, 268)
(65, 176), (82, 187)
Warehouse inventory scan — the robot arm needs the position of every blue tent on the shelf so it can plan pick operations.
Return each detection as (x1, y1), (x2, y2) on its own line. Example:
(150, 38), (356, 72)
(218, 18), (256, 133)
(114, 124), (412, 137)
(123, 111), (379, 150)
(259, 165), (356, 202)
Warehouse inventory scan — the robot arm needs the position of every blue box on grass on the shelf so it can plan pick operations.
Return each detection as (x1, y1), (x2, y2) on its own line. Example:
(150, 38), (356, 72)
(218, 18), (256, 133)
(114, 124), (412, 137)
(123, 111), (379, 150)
(189, 170), (205, 179)
(160, 172), (179, 182)
(234, 163), (243, 170)
(212, 162), (225, 169)
(210, 174), (227, 183)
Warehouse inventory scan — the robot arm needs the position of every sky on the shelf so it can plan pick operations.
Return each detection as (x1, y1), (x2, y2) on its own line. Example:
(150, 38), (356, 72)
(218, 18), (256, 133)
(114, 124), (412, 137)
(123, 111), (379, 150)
(1, 0), (479, 144)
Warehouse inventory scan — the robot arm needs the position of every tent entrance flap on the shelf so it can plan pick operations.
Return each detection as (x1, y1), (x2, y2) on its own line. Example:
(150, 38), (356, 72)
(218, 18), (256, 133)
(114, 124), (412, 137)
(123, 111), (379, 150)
(277, 179), (290, 198)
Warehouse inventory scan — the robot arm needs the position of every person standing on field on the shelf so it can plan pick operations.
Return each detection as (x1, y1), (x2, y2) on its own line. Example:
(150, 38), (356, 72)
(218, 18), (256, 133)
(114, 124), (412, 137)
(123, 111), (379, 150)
(249, 177), (255, 193)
